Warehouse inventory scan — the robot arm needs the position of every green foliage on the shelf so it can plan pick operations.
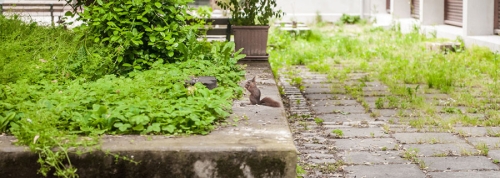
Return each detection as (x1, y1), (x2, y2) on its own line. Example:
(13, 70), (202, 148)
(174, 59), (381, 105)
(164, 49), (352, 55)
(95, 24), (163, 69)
(1, 6), (246, 177)
(375, 97), (385, 109)
(2, 42), (244, 135)
(0, 112), (15, 133)
(216, 0), (284, 25)
(339, 14), (361, 24)
(2, 41), (244, 177)
(0, 15), (107, 84)
(331, 129), (343, 137)
(76, 0), (201, 72)
(314, 117), (324, 126)
(296, 164), (306, 177)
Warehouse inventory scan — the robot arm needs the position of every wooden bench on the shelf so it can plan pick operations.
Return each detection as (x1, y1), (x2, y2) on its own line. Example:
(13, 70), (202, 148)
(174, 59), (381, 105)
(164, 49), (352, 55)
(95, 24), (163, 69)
(0, 2), (66, 25)
(192, 17), (232, 41)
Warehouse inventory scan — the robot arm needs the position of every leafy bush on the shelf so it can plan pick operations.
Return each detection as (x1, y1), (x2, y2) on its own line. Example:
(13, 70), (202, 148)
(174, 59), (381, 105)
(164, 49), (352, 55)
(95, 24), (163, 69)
(339, 14), (361, 24)
(76, 0), (202, 72)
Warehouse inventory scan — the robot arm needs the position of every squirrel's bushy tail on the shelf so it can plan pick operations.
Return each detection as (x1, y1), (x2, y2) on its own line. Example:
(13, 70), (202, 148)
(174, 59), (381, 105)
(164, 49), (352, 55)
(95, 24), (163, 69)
(260, 97), (281, 107)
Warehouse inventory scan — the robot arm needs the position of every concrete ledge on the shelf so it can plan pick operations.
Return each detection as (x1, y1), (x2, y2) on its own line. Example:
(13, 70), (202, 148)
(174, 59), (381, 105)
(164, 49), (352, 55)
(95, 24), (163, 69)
(425, 42), (461, 52)
(397, 18), (500, 52)
(0, 61), (297, 178)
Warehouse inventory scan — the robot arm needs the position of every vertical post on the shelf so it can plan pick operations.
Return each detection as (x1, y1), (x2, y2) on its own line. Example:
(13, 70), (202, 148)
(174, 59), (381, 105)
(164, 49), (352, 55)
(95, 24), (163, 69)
(50, 4), (54, 26)
(420, 0), (444, 25)
(226, 19), (231, 41)
(463, 0), (495, 36)
(391, 0), (412, 19)
(0, 4), (3, 15)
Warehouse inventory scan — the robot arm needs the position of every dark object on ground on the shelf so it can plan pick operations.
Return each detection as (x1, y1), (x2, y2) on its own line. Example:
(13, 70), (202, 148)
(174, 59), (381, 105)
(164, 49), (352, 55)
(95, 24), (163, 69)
(187, 76), (218, 89)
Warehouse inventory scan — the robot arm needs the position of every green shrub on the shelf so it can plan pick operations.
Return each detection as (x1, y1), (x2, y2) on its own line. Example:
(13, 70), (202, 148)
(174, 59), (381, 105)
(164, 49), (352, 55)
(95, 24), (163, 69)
(76, 0), (202, 72)
(339, 14), (361, 24)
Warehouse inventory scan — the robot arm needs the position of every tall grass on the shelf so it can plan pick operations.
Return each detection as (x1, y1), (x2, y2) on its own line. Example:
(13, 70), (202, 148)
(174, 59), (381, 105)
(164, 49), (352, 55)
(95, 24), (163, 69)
(0, 15), (115, 84)
(269, 22), (500, 125)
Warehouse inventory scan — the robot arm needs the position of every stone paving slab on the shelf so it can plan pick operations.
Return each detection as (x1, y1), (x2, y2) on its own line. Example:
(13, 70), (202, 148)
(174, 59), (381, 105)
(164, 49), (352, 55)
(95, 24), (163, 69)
(467, 137), (500, 149)
(372, 109), (398, 117)
(312, 105), (365, 114)
(344, 164), (426, 178)
(309, 159), (339, 164)
(363, 90), (391, 97)
(339, 151), (407, 164)
(393, 133), (465, 144)
(301, 79), (332, 83)
(363, 81), (386, 87)
(421, 156), (499, 171)
(326, 127), (390, 138)
(333, 138), (398, 151)
(439, 113), (486, 120)
(423, 93), (451, 100)
(303, 93), (337, 100)
(428, 171), (500, 178)
(316, 113), (373, 123)
(403, 143), (478, 156)
(310, 99), (358, 106)
(362, 85), (389, 91)
(454, 127), (500, 137)
(304, 83), (331, 88)
(304, 87), (332, 94)
(301, 144), (328, 150)
(488, 150), (500, 161)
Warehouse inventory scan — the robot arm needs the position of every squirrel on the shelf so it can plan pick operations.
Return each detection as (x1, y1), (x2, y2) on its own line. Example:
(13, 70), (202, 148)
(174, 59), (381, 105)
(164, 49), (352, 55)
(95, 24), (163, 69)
(244, 76), (281, 107)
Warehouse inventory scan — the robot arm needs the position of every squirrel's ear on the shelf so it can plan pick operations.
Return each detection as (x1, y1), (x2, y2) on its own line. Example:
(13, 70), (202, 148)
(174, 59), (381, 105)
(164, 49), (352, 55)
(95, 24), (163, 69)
(251, 76), (256, 82)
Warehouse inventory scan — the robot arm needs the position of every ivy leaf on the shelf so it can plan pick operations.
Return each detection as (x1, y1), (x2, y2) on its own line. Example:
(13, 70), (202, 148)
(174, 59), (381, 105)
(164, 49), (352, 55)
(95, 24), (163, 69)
(147, 123), (161, 133)
(155, 2), (162, 8)
(162, 125), (176, 133)
(64, 11), (74, 17)
(132, 124), (144, 131)
(107, 21), (116, 27)
(114, 123), (131, 132)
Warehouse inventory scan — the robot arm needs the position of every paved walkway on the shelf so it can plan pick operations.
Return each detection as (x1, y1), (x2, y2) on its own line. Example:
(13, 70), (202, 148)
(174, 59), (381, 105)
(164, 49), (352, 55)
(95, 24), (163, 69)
(279, 66), (500, 178)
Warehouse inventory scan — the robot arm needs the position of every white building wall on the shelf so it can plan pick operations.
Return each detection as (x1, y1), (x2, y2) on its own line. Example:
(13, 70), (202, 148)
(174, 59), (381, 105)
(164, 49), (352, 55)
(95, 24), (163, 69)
(463, 0), (495, 36)
(276, 0), (387, 23)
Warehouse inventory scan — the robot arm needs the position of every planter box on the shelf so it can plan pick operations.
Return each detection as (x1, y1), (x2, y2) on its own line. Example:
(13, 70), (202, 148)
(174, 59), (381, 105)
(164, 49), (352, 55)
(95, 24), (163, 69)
(233, 25), (270, 60)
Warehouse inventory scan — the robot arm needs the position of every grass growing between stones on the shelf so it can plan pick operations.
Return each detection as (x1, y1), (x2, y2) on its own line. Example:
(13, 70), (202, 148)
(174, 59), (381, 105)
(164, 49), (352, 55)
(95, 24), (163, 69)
(269, 22), (500, 130)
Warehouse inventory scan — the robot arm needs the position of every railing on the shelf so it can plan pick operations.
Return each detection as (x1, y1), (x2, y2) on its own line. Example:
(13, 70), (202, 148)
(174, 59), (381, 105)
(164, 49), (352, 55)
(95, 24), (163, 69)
(0, 2), (66, 25)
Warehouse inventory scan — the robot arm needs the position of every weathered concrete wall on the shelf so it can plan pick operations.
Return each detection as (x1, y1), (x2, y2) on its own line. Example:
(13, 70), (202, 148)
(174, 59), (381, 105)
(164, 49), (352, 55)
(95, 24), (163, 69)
(275, 0), (387, 23)
(1, 149), (295, 178)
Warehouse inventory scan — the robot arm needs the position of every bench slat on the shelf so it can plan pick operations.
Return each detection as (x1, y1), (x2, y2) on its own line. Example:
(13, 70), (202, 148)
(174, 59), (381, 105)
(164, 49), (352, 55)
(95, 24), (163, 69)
(205, 18), (230, 24)
(205, 29), (231, 36)
(2, 3), (65, 7)
(2, 9), (65, 13)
